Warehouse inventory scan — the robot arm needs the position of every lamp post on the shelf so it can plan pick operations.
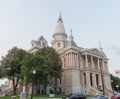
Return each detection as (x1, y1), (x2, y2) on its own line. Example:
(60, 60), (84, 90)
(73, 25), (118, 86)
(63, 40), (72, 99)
(31, 70), (36, 99)
(116, 85), (119, 92)
(100, 63), (105, 95)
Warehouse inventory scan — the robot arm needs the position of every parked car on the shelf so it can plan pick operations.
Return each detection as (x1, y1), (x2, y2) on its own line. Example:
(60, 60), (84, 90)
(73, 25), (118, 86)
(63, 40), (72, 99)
(62, 93), (86, 99)
(91, 94), (108, 99)
(111, 93), (120, 99)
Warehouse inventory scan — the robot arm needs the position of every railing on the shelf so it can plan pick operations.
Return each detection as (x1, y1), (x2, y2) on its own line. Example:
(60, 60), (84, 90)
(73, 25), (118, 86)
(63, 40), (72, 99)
(89, 86), (102, 96)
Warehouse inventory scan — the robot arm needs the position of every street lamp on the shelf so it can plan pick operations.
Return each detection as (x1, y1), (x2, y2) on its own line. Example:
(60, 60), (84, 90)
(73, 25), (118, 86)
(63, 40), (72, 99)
(116, 85), (119, 92)
(31, 69), (36, 99)
(99, 63), (105, 95)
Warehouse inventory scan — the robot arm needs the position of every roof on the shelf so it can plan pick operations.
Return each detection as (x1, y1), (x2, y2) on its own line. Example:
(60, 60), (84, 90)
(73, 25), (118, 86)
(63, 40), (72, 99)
(88, 48), (107, 57)
(67, 34), (77, 47)
(53, 14), (67, 38)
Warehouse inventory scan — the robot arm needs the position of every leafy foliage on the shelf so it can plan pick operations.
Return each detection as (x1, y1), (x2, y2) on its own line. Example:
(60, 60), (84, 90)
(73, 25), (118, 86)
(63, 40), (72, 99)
(0, 47), (28, 94)
(0, 46), (62, 95)
(21, 53), (51, 85)
(21, 53), (51, 94)
(35, 47), (62, 78)
(110, 74), (120, 92)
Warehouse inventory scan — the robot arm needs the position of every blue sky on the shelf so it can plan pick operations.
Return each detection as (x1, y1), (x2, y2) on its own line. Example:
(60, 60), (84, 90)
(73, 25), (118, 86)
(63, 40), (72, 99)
(0, 0), (120, 80)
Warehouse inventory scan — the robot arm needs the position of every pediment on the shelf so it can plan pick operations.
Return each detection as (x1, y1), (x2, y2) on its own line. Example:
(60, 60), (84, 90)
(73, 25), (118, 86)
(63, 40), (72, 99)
(88, 48), (106, 57)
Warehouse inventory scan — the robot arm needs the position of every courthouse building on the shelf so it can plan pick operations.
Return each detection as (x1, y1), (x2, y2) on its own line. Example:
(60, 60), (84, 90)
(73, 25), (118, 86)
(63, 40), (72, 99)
(28, 14), (112, 95)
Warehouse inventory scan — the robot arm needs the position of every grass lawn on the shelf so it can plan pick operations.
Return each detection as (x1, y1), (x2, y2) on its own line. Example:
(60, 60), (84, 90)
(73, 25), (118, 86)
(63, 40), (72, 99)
(0, 94), (66, 99)
(0, 94), (93, 99)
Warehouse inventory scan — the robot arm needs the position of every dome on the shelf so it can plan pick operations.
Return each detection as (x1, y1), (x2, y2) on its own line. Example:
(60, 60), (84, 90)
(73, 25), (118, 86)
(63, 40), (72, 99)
(52, 14), (67, 38)
(54, 21), (66, 34)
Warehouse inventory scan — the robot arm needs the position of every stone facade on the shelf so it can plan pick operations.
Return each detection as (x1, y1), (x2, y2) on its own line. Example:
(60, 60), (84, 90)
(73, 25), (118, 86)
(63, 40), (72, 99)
(29, 14), (112, 95)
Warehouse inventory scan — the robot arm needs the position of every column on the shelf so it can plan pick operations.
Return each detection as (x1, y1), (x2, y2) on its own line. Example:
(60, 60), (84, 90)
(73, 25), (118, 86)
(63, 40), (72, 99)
(91, 56), (94, 68)
(92, 73), (97, 89)
(66, 54), (68, 68)
(97, 58), (99, 70)
(85, 54), (88, 68)
(76, 54), (79, 68)
(86, 72), (90, 87)
(70, 52), (72, 67)
(99, 74), (102, 86)
(80, 56), (83, 68)
(73, 53), (75, 66)
(106, 62), (108, 72)
(75, 53), (76, 67)
(71, 53), (73, 67)
(69, 53), (71, 68)
(68, 53), (70, 68)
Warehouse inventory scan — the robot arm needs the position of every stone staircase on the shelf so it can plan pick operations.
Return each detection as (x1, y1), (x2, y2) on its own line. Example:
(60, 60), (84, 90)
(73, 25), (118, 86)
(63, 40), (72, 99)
(0, 86), (22, 96)
(89, 86), (102, 95)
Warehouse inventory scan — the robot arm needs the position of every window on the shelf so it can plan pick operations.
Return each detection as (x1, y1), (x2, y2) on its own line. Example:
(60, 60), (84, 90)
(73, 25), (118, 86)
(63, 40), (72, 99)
(57, 42), (61, 47)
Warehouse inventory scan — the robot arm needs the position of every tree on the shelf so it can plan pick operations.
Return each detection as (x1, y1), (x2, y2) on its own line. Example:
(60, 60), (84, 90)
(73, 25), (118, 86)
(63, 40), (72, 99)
(0, 47), (28, 95)
(111, 74), (120, 92)
(21, 53), (51, 94)
(35, 47), (62, 92)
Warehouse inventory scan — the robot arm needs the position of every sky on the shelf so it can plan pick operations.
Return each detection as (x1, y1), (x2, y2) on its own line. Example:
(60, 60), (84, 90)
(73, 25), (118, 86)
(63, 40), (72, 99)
(0, 0), (120, 84)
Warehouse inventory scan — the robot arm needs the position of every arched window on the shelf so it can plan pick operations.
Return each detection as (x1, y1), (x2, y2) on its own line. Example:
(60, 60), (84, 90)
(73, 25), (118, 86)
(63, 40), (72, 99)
(57, 42), (61, 47)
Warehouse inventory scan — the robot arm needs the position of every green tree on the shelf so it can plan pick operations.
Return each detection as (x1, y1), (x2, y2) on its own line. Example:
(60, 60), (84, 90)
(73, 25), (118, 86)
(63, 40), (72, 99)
(21, 53), (51, 94)
(35, 47), (62, 92)
(0, 47), (28, 95)
(111, 74), (120, 92)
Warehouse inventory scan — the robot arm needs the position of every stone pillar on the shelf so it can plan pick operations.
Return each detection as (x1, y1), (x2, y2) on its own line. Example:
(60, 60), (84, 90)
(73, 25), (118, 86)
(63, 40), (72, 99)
(97, 58), (99, 70)
(80, 56), (83, 68)
(86, 72), (90, 94)
(72, 53), (75, 67)
(86, 72), (90, 87)
(71, 52), (73, 67)
(66, 54), (68, 69)
(69, 53), (71, 68)
(76, 54), (79, 67)
(92, 73), (97, 89)
(68, 53), (70, 68)
(106, 62), (108, 72)
(75, 54), (77, 67)
(85, 54), (88, 68)
(64, 56), (66, 69)
(91, 56), (94, 68)
(99, 74), (102, 86)
(71, 53), (73, 67)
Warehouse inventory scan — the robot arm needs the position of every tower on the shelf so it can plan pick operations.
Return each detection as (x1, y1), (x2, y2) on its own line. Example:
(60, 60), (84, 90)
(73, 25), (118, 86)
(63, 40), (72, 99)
(51, 13), (68, 50)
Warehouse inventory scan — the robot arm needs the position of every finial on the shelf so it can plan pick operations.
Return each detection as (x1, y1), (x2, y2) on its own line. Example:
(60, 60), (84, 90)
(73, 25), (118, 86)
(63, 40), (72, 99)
(69, 29), (73, 41)
(59, 11), (61, 18)
(58, 12), (63, 22)
(99, 42), (101, 48)
(99, 42), (103, 52)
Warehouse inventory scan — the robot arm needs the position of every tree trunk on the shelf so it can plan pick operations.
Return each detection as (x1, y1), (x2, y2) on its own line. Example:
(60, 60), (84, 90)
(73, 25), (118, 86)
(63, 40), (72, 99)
(12, 76), (19, 95)
(12, 76), (16, 95)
